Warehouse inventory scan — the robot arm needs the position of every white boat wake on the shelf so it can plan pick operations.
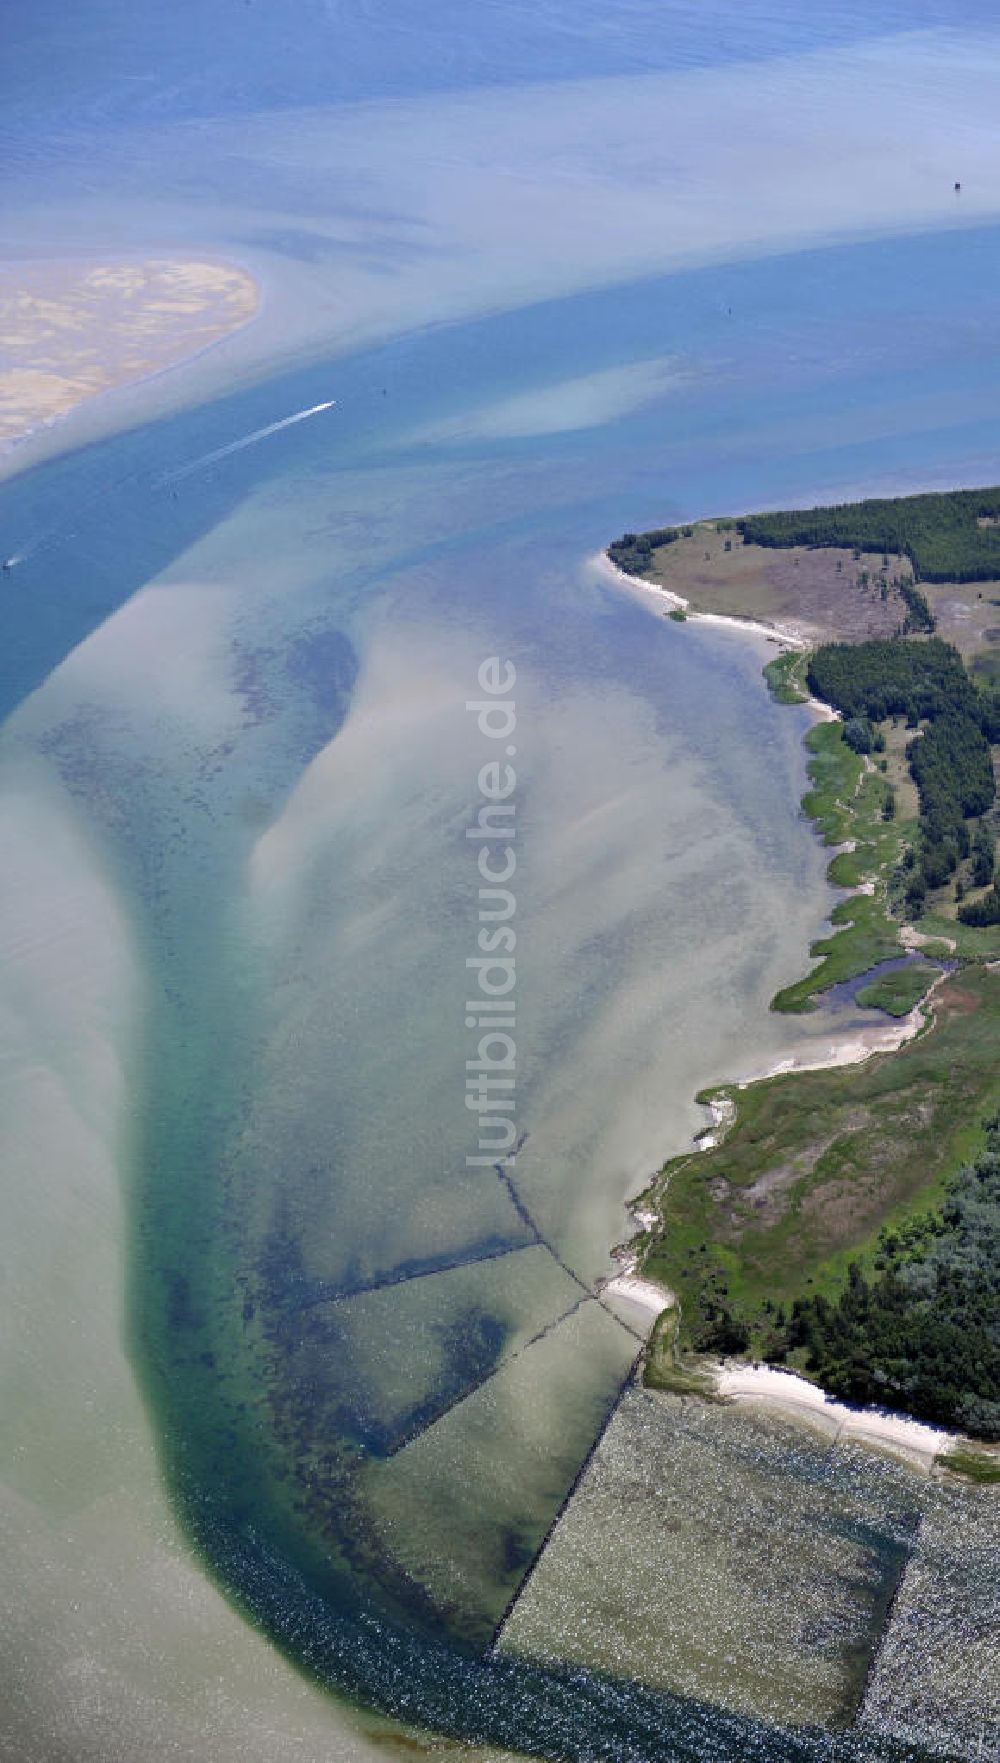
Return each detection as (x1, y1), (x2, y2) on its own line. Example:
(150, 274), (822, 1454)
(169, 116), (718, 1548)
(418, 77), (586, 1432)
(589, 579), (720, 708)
(156, 398), (337, 485)
(2, 399), (338, 571)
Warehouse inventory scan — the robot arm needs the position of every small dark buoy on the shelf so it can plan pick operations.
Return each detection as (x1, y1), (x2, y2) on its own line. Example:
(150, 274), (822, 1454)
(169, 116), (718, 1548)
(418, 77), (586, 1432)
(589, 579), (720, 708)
(955, 180), (962, 193)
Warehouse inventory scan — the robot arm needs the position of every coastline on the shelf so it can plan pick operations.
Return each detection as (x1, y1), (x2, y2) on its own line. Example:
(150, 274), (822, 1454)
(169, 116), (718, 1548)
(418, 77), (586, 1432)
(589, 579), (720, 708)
(748, 962), (945, 1078)
(596, 541), (930, 1081)
(597, 539), (984, 1476)
(607, 1227), (956, 1471)
(592, 547), (816, 651)
(713, 1361), (945, 1468)
(600, 1269), (674, 1319)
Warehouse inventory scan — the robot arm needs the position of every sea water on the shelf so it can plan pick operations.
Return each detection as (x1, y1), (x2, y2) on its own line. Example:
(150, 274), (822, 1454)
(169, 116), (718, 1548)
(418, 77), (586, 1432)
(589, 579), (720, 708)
(2, 4), (1000, 1759)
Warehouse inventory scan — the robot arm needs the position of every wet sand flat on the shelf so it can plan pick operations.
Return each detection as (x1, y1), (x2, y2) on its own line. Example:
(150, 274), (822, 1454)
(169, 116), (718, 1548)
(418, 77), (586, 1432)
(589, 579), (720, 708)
(0, 257), (258, 447)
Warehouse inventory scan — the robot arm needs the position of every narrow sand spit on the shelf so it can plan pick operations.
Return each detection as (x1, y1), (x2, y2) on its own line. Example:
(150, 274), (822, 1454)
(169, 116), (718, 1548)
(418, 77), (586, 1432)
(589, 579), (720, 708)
(715, 1363), (946, 1469)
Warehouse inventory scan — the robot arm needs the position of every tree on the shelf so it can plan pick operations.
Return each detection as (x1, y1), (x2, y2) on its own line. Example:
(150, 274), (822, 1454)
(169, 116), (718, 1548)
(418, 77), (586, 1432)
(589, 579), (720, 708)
(959, 886), (1000, 926)
(972, 821), (996, 888)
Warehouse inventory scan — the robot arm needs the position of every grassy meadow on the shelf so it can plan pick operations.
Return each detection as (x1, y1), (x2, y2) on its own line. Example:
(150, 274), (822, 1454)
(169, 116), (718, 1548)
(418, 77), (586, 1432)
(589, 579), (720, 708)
(639, 967), (1000, 1351)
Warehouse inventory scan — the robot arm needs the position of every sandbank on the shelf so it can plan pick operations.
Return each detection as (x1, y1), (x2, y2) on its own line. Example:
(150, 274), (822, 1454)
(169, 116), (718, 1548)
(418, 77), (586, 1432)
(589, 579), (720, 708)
(0, 659), (383, 1762)
(0, 255), (259, 450)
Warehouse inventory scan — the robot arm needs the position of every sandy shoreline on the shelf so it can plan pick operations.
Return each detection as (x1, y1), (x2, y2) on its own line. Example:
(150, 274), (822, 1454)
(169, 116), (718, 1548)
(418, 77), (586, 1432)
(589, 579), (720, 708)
(600, 1270), (672, 1319)
(714, 1362), (946, 1468)
(600, 539), (938, 1086)
(749, 965), (944, 1080)
(592, 548), (817, 651)
(597, 539), (966, 1468)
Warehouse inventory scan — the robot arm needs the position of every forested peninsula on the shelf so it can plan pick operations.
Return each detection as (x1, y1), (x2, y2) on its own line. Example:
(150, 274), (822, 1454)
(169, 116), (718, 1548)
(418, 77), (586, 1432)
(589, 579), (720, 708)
(608, 485), (1000, 1451)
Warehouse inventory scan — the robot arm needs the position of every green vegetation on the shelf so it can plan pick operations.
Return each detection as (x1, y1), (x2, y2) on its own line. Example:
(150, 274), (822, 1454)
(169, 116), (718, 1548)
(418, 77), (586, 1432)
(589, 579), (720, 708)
(798, 718), (864, 842)
(611, 483), (1000, 593)
(904, 935), (954, 960)
(953, 821), (1000, 922)
(642, 1306), (715, 1395)
(639, 968), (1000, 1432)
(807, 637), (996, 902)
(781, 1118), (1000, 1439)
(806, 635), (976, 723)
(763, 649), (808, 705)
(738, 484), (1000, 583)
(941, 1447), (1000, 1484)
(909, 714), (994, 882)
(842, 716), (885, 755)
(771, 722), (907, 1013)
(668, 606), (687, 623)
(898, 579), (936, 633)
(958, 884), (1000, 927)
(917, 909), (1000, 957)
(971, 819), (995, 888)
(608, 525), (682, 576)
(855, 962), (937, 1017)
(772, 892), (905, 1014)
(616, 485), (1000, 1443)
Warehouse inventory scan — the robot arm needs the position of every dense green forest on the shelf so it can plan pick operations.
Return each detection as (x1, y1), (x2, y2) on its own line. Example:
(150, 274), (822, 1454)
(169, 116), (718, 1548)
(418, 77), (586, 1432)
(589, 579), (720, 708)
(805, 636), (972, 720)
(739, 485), (1000, 583)
(608, 525), (683, 575)
(806, 637), (996, 899)
(775, 1118), (1000, 1440)
(610, 484), (1000, 583)
(957, 806), (1000, 922)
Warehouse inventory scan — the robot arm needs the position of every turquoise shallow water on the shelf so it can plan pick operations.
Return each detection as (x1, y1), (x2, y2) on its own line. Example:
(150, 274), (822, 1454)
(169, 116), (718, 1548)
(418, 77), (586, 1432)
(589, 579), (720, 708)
(3, 4), (1000, 1757)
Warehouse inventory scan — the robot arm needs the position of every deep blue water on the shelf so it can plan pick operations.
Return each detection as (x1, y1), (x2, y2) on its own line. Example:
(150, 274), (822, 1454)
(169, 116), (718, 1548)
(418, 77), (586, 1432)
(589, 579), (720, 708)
(5, 0), (993, 127)
(7, 220), (1000, 717)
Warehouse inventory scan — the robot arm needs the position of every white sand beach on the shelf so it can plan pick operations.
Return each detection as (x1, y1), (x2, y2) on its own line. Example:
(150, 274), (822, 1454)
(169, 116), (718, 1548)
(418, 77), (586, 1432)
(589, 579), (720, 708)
(599, 1271), (672, 1329)
(715, 1362), (946, 1468)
